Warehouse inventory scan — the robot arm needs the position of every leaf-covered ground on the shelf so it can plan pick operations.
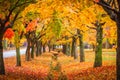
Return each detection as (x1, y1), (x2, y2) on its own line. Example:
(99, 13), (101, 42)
(0, 49), (116, 80)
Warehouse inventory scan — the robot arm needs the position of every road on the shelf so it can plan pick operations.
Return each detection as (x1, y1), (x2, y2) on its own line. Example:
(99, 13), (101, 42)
(3, 48), (26, 58)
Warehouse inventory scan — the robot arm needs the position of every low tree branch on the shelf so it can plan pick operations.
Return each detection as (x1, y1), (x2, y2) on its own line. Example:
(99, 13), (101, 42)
(86, 25), (97, 30)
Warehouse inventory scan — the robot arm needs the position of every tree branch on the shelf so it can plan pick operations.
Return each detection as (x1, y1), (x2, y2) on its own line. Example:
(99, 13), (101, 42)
(16, 1), (34, 8)
(96, 1), (118, 13)
(117, 0), (120, 11)
(37, 33), (46, 39)
(20, 31), (24, 39)
(94, 0), (118, 21)
(86, 25), (97, 30)
(5, 10), (20, 32)
(5, 0), (20, 24)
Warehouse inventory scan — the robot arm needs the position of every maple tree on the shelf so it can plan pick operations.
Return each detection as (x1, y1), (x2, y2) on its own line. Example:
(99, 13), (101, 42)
(24, 19), (38, 61)
(0, 0), (37, 75)
(13, 20), (25, 66)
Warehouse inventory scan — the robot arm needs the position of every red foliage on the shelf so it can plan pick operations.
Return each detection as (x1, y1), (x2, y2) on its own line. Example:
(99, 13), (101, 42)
(26, 19), (38, 32)
(94, 0), (99, 2)
(4, 28), (14, 39)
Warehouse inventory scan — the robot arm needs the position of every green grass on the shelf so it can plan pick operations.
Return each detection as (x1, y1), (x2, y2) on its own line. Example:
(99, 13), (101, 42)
(84, 50), (116, 65)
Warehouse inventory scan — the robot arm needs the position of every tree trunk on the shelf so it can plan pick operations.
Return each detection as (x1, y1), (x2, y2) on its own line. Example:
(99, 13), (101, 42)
(77, 29), (85, 62)
(105, 38), (110, 49)
(52, 44), (56, 51)
(26, 39), (31, 61)
(16, 47), (21, 66)
(94, 24), (103, 67)
(62, 44), (66, 54)
(43, 44), (46, 53)
(71, 37), (74, 57)
(31, 42), (34, 59)
(65, 36), (70, 56)
(116, 13), (120, 80)
(80, 34), (85, 62)
(36, 41), (39, 57)
(3, 39), (7, 50)
(0, 36), (5, 75)
(71, 37), (77, 59)
(39, 41), (42, 55)
(48, 41), (51, 52)
(48, 45), (51, 52)
(67, 43), (71, 56)
(92, 43), (95, 51)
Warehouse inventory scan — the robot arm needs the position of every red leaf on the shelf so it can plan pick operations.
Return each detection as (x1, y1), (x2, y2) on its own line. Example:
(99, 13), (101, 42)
(4, 28), (14, 39)
(26, 19), (38, 32)
(94, 0), (99, 3)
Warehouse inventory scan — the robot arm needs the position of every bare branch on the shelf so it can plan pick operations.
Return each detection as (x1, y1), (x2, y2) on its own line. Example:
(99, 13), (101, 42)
(37, 33), (46, 39)
(117, 0), (120, 11)
(95, 1), (118, 13)
(5, 0), (20, 24)
(65, 28), (76, 36)
(86, 25), (97, 30)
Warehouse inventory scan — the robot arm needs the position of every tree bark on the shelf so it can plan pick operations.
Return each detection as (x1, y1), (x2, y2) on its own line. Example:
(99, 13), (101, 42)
(39, 41), (42, 55)
(52, 44), (56, 51)
(63, 44), (70, 56)
(48, 41), (51, 52)
(65, 36), (70, 56)
(31, 42), (34, 59)
(92, 43), (95, 51)
(79, 34), (85, 62)
(77, 29), (85, 62)
(43, 44), (46, 53)
(26, 39), (31, 61)
(3, 39), (7, 50)
(71, 37), (77, 59)
(0, 36), (5, 75)
(16, 47), (21, 66)
(36, 41), (39, 57)
(94, 23), (103, 67)
(62, 44), (66, 54)
(67, 43), (71, 56)
(116, 13), (120, 80)
(105, 38), (110, 49)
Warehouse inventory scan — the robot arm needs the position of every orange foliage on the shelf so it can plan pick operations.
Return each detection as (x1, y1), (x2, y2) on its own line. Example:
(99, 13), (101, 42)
(67, 66), (116, 80)
(94, 0), (100, 2)
(5, 22), (10, 27)
(26, 19), (38, 32)
(4, 28), (14, 39)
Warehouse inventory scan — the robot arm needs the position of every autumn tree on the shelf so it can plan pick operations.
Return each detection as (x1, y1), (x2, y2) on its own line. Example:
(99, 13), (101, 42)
(94, 0), (120, 79)
(24, 19), (38, 61)
(84, 5), (107, 67)
(13, 20), (25, 66)
(62, 0), (95, 61)
(0, 0), (36, 75)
